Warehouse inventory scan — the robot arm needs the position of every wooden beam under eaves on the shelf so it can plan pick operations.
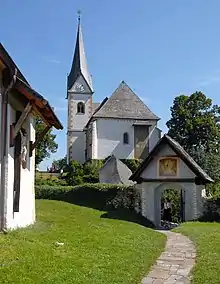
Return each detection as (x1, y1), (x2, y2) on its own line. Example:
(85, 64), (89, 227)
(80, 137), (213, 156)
(14, 102), (32, 138)
(30, 125), (51, 156)
(32, 104), (51, 127)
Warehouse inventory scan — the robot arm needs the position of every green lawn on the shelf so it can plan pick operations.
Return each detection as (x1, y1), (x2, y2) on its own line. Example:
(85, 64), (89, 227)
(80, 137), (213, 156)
(0, 200), (165, 284)
(174, 222), (220, 284)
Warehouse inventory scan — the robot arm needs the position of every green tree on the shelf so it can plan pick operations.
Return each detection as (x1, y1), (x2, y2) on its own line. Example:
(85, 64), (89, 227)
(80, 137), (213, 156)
(35, 118), (58, 166)
(66, 160), (84, 185)
(166, 92), (220, 180)
(166, 92), (220, 155)
(53, 156), (68, 172)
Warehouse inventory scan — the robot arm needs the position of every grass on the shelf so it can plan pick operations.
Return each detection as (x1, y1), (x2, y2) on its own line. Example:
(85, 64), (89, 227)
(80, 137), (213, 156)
(174, 222), (220, 284)
(0, 200), (166, 284)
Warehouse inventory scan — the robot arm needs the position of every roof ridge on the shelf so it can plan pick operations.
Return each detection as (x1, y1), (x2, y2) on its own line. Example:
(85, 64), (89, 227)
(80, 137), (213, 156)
(93, 81), (160, 120)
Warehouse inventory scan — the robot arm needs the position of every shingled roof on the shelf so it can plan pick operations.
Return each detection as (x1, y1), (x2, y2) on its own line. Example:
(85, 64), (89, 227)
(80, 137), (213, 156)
(93, 81), (160, 120)
(92, 102), (100, 113)
(99, 155), (134, 185)
(130, 134), (213, 183)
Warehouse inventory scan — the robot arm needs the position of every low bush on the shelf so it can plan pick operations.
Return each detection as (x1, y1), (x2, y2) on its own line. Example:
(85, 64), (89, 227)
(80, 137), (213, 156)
(65, 160), (84, 185)
(120, 159), (142, 173)
(35, 176), (67, 186)
(199, 197), (220, 222)
(207, 181), (220, 198)
(35, 183), (141, 212)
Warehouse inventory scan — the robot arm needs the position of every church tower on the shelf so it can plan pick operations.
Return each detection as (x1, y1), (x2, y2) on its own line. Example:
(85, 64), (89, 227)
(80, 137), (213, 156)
(67, 14), (93, 164)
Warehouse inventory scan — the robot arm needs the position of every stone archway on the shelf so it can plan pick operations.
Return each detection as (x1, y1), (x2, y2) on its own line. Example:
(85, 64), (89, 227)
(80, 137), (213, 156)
(154, 183), (186, 228)
(130, 134), (213, 228)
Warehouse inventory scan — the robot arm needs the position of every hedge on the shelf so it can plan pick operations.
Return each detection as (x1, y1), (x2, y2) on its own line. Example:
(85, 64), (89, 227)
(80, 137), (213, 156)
(35, 183), (139, 211)
(199, 197), (220, 222)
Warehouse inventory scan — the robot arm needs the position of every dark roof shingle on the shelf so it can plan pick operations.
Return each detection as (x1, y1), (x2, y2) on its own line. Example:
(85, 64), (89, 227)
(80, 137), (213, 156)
(93, 81), (160, 120)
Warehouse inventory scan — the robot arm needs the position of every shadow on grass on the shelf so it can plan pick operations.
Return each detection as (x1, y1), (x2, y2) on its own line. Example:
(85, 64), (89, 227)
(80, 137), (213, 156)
(100, 209), (155, 228)
(36, 184), (155, 229)
(65, 189), (155, 228)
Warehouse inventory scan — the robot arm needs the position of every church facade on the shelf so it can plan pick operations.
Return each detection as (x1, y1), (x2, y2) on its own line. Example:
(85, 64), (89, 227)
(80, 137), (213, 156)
(67, 17), (162, 164)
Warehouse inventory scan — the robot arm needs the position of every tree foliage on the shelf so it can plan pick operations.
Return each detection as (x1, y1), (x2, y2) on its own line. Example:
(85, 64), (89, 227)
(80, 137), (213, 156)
(66, 160), (84, 185)
(166, 92), (220, 180)
(53, 156), (68, 172)
(35, 118), (58, 166)
(166, 92), (220, 154)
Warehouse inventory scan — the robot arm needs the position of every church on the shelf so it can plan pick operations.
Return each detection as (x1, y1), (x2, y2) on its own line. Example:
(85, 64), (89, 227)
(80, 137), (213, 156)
(67, 16), (162, 164)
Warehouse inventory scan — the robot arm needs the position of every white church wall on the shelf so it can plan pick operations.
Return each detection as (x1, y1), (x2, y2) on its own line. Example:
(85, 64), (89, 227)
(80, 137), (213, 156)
(91, 120), (97, 159)
(5, 104), (36, 230)
(149, 127), (161, 152)
(67, 93), (92, 130)
(96, 118), (135, 159)
(67, 92), (92, 164)
(68, 131), (86, 164)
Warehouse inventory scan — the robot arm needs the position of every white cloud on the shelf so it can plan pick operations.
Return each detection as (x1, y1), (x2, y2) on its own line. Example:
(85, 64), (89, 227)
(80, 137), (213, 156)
(198, 70), (220, 87)
(42, 56), (61, 64)
(54, 106), (67, 112)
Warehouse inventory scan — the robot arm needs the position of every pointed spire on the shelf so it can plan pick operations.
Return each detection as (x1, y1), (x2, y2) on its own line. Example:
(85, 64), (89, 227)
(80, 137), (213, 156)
(67, 12), (93, 92)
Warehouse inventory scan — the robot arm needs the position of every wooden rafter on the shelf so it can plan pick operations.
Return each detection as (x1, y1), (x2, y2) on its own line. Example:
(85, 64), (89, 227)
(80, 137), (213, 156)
(32, 104), (51, 127)
(30, 125), (51, 156)
(14, 102), (32, 139)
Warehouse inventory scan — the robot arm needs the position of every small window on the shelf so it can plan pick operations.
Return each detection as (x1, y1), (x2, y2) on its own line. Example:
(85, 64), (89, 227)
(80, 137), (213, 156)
(77, 102), (85, 114)
(123, 132), (129, 144)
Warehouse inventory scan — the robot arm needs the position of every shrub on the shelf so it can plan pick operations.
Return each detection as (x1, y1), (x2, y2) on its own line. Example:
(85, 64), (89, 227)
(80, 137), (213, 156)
(207, 182), (220, 198)
(35, 185), (73, 200)
(162, 189), (181, 223)
(35, 183), (140, 211)
(199, 197), (220, 222)
(82, 160), (103, 183)
(108, 186), (141, 211)
(120, 159), (142, 173)
(35, 176), (67, 186)
(66, 161), (84, 185)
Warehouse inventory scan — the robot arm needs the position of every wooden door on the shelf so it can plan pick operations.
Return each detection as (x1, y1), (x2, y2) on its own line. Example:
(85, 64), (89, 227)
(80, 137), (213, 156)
(134, 125), (149, 159)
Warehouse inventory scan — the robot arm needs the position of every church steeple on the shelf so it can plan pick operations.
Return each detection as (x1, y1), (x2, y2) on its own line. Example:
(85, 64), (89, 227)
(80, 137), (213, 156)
(67, 12), (93, 93)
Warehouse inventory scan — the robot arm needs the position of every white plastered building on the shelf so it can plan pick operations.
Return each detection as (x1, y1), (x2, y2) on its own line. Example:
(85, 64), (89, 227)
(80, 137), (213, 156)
(0, 43), (63, 230)
(67, 17), (162, 164)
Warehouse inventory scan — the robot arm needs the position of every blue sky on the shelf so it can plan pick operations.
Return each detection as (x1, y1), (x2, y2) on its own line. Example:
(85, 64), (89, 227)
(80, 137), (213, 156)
(1, 1), (220, 169)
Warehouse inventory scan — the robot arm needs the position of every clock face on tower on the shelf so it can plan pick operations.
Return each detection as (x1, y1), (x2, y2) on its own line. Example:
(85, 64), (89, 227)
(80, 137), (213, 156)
(74, 82), (85, 93)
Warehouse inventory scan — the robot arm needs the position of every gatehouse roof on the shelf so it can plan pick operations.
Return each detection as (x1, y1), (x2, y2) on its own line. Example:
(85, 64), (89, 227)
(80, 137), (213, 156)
(130, 134), (213, 184)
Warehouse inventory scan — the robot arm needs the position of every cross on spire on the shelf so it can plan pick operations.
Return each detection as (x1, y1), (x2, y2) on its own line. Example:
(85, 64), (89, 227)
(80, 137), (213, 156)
(77, 10), (81, 22)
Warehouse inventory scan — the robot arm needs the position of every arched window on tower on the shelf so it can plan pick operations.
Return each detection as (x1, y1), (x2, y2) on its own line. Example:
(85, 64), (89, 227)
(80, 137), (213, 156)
(123, 132), (129, 144)
(77, 102), (85, 114)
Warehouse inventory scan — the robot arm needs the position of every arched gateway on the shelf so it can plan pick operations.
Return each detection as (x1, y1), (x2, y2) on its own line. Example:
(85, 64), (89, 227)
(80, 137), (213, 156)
(130, 134), (213, 228)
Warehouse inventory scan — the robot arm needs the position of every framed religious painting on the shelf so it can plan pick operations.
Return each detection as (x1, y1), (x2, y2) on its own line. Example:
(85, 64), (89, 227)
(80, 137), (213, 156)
(158, 157), (178, 177)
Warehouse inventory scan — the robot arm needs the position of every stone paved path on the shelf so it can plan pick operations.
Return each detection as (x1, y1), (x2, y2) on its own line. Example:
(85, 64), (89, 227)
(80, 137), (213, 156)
(141, 230), (196, 284)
